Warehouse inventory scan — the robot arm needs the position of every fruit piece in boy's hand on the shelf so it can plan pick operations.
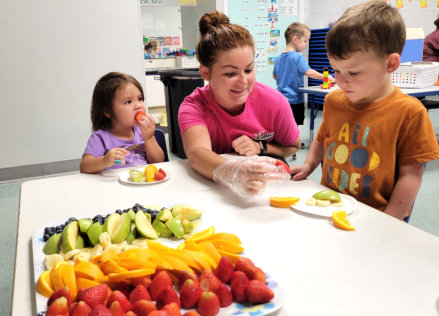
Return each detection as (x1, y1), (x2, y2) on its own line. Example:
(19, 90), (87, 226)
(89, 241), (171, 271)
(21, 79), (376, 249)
(135, 111), (147, 121)
(275, 160), (290, 173)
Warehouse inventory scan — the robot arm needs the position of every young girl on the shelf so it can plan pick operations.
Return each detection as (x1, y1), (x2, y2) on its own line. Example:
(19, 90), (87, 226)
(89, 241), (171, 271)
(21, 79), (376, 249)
(80, 72), (164, 173)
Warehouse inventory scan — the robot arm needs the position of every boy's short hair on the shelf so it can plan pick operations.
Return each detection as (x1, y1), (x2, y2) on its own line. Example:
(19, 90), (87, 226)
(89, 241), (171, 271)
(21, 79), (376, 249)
(326, 1), (406, 59)
(284, 22), (310, 44)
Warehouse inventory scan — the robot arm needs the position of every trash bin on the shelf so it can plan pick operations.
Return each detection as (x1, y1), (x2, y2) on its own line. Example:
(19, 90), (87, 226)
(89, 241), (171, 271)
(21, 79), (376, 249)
(159, 69), (204, 159)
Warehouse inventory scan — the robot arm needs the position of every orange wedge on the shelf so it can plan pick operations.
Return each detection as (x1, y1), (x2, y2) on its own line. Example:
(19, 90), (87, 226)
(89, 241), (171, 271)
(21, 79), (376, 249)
(190, 226), (215, 243)
(36, 270), (54, 298)
(108, 268), (155, 281)
(74, 261), (104, 280)
(208, 239), (244, 254)
(76, 277), (100, 290)
(207, 232), (241, 245)
(61, 264), (77, 300)
(332, 211), (355, 231)
(198, 240), (222, 264)
(269, 196), (300, 208)
(217, 249), (241, 265)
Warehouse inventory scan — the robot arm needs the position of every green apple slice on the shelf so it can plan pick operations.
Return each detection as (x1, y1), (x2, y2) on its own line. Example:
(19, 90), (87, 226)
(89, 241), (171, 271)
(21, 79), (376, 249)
(171, 205), (202, 221)
(135, 211), (158, 239)
(43, 233), (61, 255)
(127, 209), (136, 222)
(87, 222), (102, 246)
(152, 218), (173, 238)
(165, 217), (184, 239)
(76, 234), (85, 249)
(60, 221), (79, 253)
(126, 223), (137, 244)
(104, 213), (131, 243)
(312, 189), (341, 202)
(156, 208), (173, 222)
(78, 218), (93, 233)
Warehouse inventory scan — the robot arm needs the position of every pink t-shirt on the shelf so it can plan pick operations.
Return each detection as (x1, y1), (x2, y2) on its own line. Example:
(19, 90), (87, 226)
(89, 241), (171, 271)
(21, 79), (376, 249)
(178, 82), (299, 154)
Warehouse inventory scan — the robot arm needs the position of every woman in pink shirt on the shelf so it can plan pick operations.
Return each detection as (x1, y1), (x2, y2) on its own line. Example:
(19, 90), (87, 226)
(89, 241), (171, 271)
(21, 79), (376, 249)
(178, 11), (301, 196)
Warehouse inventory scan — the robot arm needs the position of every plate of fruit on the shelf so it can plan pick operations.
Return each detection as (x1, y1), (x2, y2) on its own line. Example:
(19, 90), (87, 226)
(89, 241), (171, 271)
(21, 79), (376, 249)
(33, 203), (286, 316)
(119, 165), (169, 185)
(290, 189), (358, 217)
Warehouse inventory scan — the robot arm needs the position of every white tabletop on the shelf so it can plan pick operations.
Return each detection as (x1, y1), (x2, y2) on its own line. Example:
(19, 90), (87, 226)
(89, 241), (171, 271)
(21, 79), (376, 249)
(12, 159), (439, 316)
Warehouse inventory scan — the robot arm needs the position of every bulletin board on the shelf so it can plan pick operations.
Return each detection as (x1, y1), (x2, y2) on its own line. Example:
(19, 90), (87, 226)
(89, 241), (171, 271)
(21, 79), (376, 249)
(228, 0), (300, 88)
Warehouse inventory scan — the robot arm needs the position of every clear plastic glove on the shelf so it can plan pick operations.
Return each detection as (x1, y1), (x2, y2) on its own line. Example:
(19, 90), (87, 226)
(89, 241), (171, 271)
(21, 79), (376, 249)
(213, 156), (291, 196)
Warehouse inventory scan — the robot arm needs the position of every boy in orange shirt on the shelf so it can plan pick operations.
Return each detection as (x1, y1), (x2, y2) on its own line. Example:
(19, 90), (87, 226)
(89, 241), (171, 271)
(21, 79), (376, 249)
(291, 1), (439, 221)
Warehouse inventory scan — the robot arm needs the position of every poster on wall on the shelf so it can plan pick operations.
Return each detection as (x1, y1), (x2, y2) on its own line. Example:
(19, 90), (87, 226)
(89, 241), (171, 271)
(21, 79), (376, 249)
(228, 0), (300, 87)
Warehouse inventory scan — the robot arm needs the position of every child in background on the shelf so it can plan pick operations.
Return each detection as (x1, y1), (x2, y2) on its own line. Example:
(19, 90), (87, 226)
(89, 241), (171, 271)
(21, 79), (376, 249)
(290, 1), (439, 221)
(273, 22), (335, 132)
(80, 72), (164, 173)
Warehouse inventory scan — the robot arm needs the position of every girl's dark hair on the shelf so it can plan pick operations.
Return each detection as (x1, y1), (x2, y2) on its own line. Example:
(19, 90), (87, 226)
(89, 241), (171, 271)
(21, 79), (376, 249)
(435, 17), (439, 30)
(196, 11), (254, 68)
(91, 72), (143, 131)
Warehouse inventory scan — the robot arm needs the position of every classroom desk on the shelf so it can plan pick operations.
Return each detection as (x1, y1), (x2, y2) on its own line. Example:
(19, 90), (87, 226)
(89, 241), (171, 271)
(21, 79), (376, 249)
(299, 85), (439, 140)
(12, 159), (439, 316)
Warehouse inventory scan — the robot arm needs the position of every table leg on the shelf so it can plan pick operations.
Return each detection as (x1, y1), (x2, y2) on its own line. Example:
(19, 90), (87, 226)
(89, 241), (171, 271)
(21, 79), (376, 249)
(309, 95), (316, 141)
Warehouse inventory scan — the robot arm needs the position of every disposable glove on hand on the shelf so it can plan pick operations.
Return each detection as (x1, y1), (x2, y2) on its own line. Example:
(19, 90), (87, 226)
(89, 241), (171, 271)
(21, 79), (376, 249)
(213, 156), (291, 196)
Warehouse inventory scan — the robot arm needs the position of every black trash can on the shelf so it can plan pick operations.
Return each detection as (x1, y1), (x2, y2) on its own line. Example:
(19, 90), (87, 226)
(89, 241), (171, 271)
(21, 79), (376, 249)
(159, 69), (204, 159)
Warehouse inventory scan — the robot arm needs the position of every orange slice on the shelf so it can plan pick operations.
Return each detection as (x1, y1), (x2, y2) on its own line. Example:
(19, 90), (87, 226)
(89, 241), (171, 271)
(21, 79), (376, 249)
(198, 240), (222, 264)
(269, 196), (300, 208)
(61, 264), (77, 300)
(74, 261), (104, 280)
(36, 270), (54, 298)
(332, 211), (355, 231)
(108, 268), (155, 281)
(190, 226), (215, 243)
(207, 232), (241, 245)
(76, 277), (100, 290)
(208, 239), (244, 254)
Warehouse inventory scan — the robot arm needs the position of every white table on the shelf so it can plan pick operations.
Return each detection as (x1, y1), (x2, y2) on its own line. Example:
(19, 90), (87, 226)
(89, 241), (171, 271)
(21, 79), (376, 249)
(299, 85), (439, 140)
(12, 159), (439, 316)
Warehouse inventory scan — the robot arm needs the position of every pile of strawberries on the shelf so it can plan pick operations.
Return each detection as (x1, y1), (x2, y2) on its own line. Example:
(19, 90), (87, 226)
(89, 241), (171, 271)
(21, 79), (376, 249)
(44, 256), (274, 316)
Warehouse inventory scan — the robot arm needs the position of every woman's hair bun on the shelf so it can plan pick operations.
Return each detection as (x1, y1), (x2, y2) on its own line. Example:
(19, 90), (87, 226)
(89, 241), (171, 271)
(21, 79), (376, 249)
(199, 11), (230, 36)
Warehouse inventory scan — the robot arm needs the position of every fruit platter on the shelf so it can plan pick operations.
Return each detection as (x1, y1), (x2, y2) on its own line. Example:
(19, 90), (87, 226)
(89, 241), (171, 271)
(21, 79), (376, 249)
(120, 165), (169, 185)
(33, 202), (285, 315)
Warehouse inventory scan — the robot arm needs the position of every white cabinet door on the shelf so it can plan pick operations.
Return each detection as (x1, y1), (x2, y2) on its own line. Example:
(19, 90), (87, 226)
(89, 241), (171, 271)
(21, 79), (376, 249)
(145, 75), (166, 108)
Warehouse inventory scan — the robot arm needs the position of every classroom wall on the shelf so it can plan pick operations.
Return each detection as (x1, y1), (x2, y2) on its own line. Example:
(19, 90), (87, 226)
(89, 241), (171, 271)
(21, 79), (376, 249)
(0, 0), (145, 171)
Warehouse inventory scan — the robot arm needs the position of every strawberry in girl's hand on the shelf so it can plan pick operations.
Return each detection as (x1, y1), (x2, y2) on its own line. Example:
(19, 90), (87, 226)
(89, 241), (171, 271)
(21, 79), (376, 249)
(199, 271), (221, 292)
(245, 280), (274, 304)
(129, 284), (151, 304)
(46, 296), (69, 316)
(136, 111), (147, 121)
(197, 292), (220, 316)
(214, 256), (234, 284)
(214, 283), (233, 307)
(180, 279), (202, 309)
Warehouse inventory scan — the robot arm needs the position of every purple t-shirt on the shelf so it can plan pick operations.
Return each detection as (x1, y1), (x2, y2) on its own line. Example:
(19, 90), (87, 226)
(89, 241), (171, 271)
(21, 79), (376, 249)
(178, 81), (300, 154)
(83, 126), (147, 169)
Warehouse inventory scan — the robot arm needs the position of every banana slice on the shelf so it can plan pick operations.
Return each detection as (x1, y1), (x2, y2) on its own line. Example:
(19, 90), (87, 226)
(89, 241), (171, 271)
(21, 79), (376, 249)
(316, 199), (331, 207)
(331, 200), (345, 207)
(132, 238), (148, 247)
(63, 249), (80, 260)
(305, 197), (317, 206)
(113, 240), (128, 251)
(123, 244), (139, 252)
(44, 254), (64, 270)
(90, 244), (103, 257)
(99, 232), (112, 249)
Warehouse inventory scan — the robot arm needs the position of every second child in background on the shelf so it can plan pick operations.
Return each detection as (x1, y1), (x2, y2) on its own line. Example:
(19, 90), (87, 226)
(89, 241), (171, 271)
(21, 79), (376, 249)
(273, 22), (335, 135)
(80, 72), (164, 174)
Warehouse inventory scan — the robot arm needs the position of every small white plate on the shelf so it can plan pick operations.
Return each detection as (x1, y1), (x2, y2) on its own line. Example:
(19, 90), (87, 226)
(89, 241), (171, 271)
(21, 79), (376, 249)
(119, 167), (169, 185)
(291, 193), (358, 218)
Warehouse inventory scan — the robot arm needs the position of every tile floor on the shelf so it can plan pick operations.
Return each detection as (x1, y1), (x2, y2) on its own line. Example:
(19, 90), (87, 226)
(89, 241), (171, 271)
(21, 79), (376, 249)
(1, 107), (438, 315)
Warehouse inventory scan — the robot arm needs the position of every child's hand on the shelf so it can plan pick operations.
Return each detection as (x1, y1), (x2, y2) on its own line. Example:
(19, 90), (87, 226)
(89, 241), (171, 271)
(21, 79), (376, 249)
(103, 148), (129, 168)
(290, 163), (313, 181)
(329, 75), (336, 83)
(137, 113), (156, 141)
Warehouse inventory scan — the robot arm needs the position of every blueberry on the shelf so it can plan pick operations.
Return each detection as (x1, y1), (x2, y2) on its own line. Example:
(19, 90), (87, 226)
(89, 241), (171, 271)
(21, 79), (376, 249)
(116, 209), (123, 215)
(44, 227), (50, 234)
(43, 234), (50, 242)
(132, 206), (139, 212)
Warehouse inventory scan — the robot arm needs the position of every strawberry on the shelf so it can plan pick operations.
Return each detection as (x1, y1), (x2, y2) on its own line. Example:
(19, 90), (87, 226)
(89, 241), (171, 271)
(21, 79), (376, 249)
(132, 299), (157, 316)
(125, 312), (137, 316)
(158, 168), (167, 177)
(230, 271), (249, 303)
(214, 256), (234, 284)
(90, 304), (112, 316)
(179, 279), (202, 309)
(113, 281), (132, 298)
(47, 287), (71, 307)
(135, 111), (147, 121)
(148, 311), (171, 316)
(107, 290), (132, 312)
(245, 280), (274, 304)
(182, 311), (201, 316)
(129, 284), (151, 304)
(156, 287), (181, 309)
(234, 257), (256, 280)
(80, 284), (112, 308)
(132, 275), (152, 289)
(214, 283), (233, 307)
(197, 292), (220, 316)
(71, 301), (92, 316)
(46, 296), (69, 316)
(276, 159), (290, 173)
(154, 170), (166, 181)
(161, 302), (181, 316)
(248, 267), (266, 283)
(108, 301), (124, 316)
(175, 270), (198, 291)
(150, 271), (173, 300)
(199, 271), (221, 293)
(69, 302), (77, 315)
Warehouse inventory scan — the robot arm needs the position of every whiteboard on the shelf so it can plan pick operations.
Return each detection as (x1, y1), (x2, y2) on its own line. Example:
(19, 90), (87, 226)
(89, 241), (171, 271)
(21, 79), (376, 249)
(0, 0), (145, 168)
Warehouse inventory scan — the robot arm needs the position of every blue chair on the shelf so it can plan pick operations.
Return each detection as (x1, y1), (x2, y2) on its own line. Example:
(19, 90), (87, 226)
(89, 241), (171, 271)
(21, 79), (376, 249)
(154, 129), (169, 162)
